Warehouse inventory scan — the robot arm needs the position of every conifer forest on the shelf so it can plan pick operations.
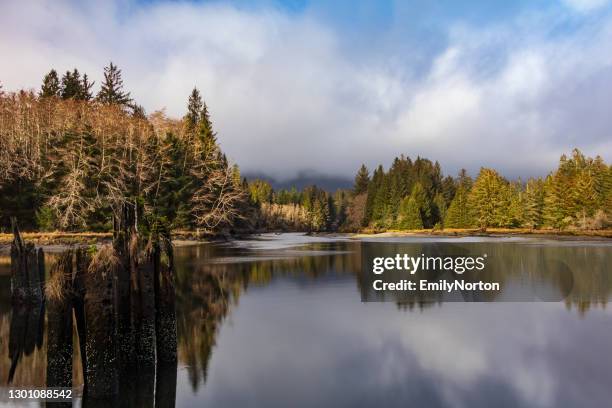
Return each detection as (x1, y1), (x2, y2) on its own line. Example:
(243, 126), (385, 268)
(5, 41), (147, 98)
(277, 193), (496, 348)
(1, 63), (610, 235)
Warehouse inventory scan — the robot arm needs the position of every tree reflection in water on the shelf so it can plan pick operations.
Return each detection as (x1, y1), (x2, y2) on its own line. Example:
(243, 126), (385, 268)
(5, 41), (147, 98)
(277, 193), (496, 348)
(0, 237), (611, 402)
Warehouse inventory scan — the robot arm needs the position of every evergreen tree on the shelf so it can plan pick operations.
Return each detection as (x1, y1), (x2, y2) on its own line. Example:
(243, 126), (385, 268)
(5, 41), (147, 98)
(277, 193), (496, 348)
(543, 174), (566, 229)
(353, 164), (370, 195)
(61, 69), (83, 99)
(468, 168), (507, 228)
(397, 196), (423, 230)
(573, 169), (597, 227)
(97, 62), (132, 106)
(40, 69), (61, 98)
(186, 87), (203, 131)
(79, 73), (95, 100)
(445, 186), (472, 228)
(523, 178), (544, 228)
(433, 193), (447, 227)
(364, 165), (383, 226)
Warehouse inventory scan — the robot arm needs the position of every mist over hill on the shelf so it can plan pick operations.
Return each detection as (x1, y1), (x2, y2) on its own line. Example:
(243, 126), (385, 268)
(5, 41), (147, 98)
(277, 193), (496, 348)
(245, 172), (353, 192)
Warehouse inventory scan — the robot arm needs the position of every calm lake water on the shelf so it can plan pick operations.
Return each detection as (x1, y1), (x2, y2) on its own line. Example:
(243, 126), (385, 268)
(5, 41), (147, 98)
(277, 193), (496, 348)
(1, 233), (612, 407)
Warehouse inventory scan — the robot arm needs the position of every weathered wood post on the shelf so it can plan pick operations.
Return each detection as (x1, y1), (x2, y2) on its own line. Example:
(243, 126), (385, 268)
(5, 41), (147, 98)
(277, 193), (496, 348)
(74, 247), (90, 392)
(83, 245), (118, 399)
(46, 250), (74, 388)
(155, 362), (177, 408)
(155, 236), (177, 364)
(132, 241), (157, 366)
(113, 205), (135, 367)
(10, 218), (44, 303)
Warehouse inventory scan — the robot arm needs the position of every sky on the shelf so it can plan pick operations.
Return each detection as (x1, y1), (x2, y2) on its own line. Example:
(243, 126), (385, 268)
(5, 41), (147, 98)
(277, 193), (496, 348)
(1, 0), (612, 181)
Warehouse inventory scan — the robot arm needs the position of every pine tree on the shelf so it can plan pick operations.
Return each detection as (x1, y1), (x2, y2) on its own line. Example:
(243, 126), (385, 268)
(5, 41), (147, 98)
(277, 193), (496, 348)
(97, 62), (132, 106)
(353, 164), (370, 195)
(186, 87), (203, 131)
(468, 168), (508, 228)
(364, 165), (383, 226)
(433, 193), (447, 227)
(197, 99), (217, 156)
(79, 74), (95, 100)
(523, 178), (544, 228)
(445, 186), (472, 228)
(397, 196), (423, 230)
(60, 69), (83, 99)
(40, 69), (61, 98)
(543, 173), (567, 229)
(573, 169), (597, 227)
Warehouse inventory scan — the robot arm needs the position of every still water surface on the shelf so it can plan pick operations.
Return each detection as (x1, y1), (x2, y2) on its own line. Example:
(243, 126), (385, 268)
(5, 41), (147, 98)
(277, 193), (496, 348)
(1, 233), (612, 407)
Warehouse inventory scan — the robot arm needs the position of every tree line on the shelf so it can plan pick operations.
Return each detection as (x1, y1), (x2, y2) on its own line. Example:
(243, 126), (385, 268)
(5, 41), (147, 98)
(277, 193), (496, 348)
(249, 150), (611, 232)
(0, 63), (250, 234)
(1, 63), (610, 234)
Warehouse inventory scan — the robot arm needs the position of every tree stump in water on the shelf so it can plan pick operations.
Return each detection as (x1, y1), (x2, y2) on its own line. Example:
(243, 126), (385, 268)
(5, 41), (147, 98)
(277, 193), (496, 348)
(10, 219), (44, 303)
(155, 238), (177, 364)
(46, 250), (74, 388)
(84, 245), (119, 399)
(132, 244), (157, 366)
(113, 206), (136, 367)
(74, 247), (90, 390)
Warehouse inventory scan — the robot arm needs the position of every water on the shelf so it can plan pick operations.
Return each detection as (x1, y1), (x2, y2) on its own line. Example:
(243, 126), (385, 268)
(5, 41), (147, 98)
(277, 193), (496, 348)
(1, 233), (612, 407)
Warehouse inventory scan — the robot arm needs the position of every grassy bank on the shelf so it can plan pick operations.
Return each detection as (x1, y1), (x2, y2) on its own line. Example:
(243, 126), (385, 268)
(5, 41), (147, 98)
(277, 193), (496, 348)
(0, 229), (223, 248)
(353, 228), (612, 239)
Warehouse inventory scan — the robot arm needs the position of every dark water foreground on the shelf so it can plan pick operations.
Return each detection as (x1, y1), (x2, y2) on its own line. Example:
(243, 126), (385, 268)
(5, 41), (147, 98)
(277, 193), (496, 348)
(0, 233), (611, 407)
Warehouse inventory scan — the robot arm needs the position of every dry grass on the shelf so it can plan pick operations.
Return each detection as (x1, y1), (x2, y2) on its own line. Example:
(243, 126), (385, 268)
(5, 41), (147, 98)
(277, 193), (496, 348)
(0, 231), (111, 245)
(45, 269), (68, 302)
(44, 250), (73, 302)
(88, 244), (119, 278)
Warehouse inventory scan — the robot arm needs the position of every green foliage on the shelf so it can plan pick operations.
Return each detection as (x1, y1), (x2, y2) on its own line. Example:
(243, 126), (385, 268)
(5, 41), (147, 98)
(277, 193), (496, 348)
(249, 180), (273, 204)
(40, 70), (60, 98)
(353, 164), (370, 195)
(523, 178), (544, 228)
(35, 206), (56, 232)
(97, 62), (132, 106)
(444, 186), (472, 228)
(397, 196), (423, 230)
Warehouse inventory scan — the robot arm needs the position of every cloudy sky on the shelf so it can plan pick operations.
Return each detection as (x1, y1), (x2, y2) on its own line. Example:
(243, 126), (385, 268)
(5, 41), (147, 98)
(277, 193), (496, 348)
(1, 0), (611, 181)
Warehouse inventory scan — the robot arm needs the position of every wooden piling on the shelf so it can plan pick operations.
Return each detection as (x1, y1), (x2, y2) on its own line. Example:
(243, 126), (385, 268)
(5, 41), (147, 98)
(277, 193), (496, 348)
(113, 206), (136, 367)
(132, 242), (157, 366)
(10, 218), (43, 303)
(46, 250), (74, 388)
(155, 237), (177, 364)
(74, 247), (90, 391)
(83, 245), (119, 399)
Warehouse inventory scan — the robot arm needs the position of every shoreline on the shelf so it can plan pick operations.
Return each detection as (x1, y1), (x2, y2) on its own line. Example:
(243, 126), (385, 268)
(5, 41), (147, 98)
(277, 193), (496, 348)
(0, 228), (610, 250)
(350, 228), (612, 240)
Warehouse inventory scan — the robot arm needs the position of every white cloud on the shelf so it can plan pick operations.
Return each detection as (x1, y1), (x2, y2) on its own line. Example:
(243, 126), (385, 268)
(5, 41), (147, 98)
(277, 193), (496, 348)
(562, 0), (610, 13)
(0, 0), (610, 180)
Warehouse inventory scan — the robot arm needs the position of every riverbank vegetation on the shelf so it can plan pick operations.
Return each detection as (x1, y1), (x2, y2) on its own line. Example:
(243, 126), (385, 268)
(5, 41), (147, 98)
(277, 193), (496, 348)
(249, 149), (611, 234)
(0, 64), (610, 237)
(0, 63), (251, 234)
